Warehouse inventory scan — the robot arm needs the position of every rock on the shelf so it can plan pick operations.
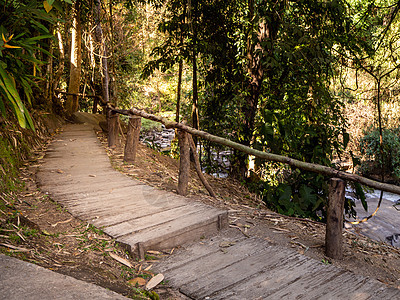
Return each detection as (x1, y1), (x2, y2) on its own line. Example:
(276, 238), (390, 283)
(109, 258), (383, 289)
(386, 233), (400, 247)
(72, 112), (106, 131)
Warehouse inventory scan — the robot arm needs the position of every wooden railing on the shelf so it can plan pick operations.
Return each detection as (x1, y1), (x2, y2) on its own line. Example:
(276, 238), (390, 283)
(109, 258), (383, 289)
(108, 107), (400, 260)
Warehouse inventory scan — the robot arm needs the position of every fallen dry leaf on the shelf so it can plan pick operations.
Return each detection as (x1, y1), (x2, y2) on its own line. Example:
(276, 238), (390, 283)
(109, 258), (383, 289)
(272, 227), (290, 232)
(146, 250), (162, 255)
(51, 217), (73, 227)
(128, 277), (146, 286)
(109, 252), (133, 268)
(0, 243), (30, 252)
(146, 273), (164, 290)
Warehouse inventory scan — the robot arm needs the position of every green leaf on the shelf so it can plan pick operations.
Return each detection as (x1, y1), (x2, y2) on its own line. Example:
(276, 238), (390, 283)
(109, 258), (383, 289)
(24, 34), (54, 44)
(30, 19), (50, 33)
(299, 184), (317, 205)
(20, 77), (33, 105)
(0, 65), (24, 111)
(0, 77), (26, 128)
(0, 64), (34, 130)
(33, 45), (53, 57)
(354, 182), (367, 212)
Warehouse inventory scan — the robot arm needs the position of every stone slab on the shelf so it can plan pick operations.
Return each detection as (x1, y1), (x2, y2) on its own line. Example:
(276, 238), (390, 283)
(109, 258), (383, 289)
(0, 254), (127, 300)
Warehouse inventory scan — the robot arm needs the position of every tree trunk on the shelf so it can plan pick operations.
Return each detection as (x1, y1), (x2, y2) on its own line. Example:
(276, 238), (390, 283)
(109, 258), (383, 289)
(66, 0), (82, 115)
(53, 22), (65, 90)
(234, 1), (284, 178)
(45, 36), (54, 109)
(191, 0), (199, 135)
(94, 0), (110, 104)
(176, 61), (183, 123)
(175, 1), (186, 123)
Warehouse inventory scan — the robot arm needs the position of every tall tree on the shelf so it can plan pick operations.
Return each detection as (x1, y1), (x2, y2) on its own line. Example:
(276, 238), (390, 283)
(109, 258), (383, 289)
(94, 0), (110, 104)
(66, 0), (82, 115)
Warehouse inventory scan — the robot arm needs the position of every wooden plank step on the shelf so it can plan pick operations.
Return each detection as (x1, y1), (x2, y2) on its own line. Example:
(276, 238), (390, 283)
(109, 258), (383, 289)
(117, 209), (228, 257)
(104, 203), (217, 238)
(153, 234), (400, 299)
(90, 200), (189, 227)
(37, 123), (228, 260)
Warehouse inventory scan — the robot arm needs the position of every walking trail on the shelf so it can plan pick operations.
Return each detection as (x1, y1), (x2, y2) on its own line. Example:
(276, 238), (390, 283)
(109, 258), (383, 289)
(33, 124), (400, 299)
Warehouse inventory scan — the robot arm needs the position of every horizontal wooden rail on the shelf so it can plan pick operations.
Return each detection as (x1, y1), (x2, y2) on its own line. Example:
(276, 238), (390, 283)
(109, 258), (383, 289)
(110, 107), (400, 260)
(113, 107), (400, 196)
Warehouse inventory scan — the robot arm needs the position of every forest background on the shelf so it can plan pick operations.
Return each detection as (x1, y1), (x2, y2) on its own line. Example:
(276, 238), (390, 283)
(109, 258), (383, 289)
(2, 0), (400, 222)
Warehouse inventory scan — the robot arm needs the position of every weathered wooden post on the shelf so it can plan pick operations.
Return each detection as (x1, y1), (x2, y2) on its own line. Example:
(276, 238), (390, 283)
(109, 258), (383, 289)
(177, 129), (190, 196)
(325, 178), (346, 259)
(107, 107), (119, 148)
(124, 116), (141, 163)
(188, 134), (216, 198)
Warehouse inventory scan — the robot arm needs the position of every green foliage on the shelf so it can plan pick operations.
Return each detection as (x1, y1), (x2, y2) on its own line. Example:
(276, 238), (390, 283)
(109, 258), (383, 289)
(359, 127), (400, 179)
(249, 0), (352, 220)
(128, 1), (398, 220)
(0, 0), (62, 129)
(262, 170), (328, 221)
(0, 64), (34, 130)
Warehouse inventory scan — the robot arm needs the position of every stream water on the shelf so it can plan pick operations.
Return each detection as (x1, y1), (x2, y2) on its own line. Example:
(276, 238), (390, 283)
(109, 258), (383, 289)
(141, 126), (231, 178)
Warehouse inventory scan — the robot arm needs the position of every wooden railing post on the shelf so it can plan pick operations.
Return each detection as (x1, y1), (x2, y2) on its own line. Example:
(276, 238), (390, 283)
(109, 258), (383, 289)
(124, 116), (141, 163)
(107, 107), (119, 148)
(177, 129), (190, 196)
(325, 178), (346, 259)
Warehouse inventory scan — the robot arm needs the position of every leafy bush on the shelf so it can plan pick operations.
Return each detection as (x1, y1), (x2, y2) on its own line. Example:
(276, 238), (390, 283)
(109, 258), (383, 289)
(359, 127), (400, 179)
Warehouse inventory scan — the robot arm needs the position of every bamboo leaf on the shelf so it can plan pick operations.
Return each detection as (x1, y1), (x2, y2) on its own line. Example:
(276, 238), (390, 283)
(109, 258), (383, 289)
(20, 77), (32, 105)
(23, 102), (35, 131)
(24, 34), (54, 44)
(33, 45), (53, 57)
(0, 78), (26, 128)
(0, 65), (24, 111)
(30, 19), (50, 33)
(0, 64), (35, 130)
